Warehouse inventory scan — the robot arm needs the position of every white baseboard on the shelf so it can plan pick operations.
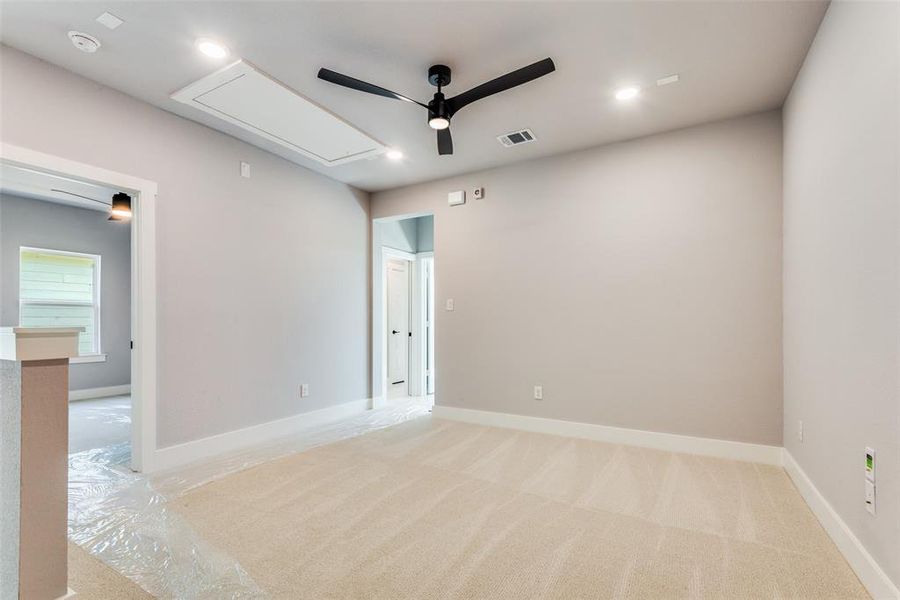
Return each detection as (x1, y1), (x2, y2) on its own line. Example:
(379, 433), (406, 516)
(783, 450), (899, 600)
(68, 384), (131, 402)
(56, 588), (76, 599)
(432, 405), (783, 466)
(150, 398), (371, 473)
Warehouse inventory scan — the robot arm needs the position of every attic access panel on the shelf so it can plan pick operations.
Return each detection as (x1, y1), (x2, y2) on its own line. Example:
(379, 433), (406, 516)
(171, 60), (386, 166)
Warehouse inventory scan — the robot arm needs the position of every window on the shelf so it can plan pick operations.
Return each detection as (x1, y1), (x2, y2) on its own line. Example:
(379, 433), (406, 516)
(19, 247), (101, 356)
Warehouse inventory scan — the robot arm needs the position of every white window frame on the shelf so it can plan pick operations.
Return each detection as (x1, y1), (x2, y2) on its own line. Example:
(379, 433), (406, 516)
(19, 246), (103, 359)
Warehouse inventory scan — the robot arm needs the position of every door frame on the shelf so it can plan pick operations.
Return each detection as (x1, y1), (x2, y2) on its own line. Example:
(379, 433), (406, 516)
(413, 252), (434, 397)
(1, 142), (158, 473)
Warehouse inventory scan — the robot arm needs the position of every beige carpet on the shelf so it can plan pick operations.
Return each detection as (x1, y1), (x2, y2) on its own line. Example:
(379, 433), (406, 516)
(68, 541), (153, 599)
(172, 416), (868, 599)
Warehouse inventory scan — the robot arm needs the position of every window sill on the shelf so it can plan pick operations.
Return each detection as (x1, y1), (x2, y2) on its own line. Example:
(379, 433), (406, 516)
(70, 354), (107, 364)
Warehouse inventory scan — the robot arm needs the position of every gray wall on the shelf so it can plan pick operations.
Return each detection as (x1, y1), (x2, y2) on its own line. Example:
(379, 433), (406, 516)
(783, 0), (900, 587)
(377, 216), (434, 254)
(416, 216), (434, 252)
(0, 195), (131, 391)
(373, 111), (784, 446)
(0, 46), (371, 448)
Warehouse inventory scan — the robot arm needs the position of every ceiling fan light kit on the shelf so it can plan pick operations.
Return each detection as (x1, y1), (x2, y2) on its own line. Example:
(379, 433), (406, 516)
(318, 58), (555, 156)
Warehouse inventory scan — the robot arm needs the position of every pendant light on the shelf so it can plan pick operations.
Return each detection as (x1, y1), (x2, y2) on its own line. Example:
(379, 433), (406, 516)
(108, 192), (132, 221)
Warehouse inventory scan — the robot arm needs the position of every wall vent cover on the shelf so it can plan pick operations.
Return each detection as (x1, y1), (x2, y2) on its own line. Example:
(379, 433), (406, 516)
(171, 60), (386, 166)
(497, 128), (536, 147)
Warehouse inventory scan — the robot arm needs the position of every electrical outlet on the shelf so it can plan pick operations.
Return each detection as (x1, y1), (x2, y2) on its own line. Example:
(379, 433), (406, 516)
(473, 186), (484, 199)
(445, 298), (454, 311)
(798, 420), (803, 443)
(300, 383), (309, 398)
(533, 385), (543, 400)
(865, 479), (876, 515)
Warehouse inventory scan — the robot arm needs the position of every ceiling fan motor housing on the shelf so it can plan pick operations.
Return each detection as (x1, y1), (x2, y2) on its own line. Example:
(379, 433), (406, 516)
(428, 92), (451, 124)
(428, 64), (451, 88)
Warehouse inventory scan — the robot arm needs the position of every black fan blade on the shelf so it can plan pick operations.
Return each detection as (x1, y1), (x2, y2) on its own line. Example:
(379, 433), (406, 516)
(437, 128), (453, 155)
(318, 68), (428, 108)
(447, 58), (555, 115)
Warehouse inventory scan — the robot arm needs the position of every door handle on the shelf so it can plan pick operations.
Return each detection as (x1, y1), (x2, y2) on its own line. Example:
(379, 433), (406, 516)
(392, 330), (399, 334)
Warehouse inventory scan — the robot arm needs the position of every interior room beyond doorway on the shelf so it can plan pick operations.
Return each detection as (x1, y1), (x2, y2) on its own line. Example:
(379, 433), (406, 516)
(374, 214), (434, 407)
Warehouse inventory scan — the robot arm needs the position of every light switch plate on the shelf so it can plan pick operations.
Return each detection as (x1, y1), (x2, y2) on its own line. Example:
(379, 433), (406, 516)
(300, 383), (309, 398)
(445, 298), (454, 311)
(533, 385), (543, 400)
(448, 190), (465, 206)
(241, 161), (251, 178)
(865, 447), (875, 482)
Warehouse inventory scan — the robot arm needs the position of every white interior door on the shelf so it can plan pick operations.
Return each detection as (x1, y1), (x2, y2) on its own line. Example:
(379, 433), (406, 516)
(386, 258), (410, 398)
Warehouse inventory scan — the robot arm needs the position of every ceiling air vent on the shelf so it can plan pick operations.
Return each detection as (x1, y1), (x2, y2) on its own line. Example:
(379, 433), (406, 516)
(171, 60), (386, 166)
(497, 128), (536, 147)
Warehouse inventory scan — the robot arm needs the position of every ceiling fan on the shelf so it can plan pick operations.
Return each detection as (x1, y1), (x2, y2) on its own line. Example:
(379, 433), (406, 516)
(317, 58), (555, 156)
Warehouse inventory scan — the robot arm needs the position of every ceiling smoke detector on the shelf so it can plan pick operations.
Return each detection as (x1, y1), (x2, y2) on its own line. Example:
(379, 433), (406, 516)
(497, 128), (536, 147)
(68, 31), (101, 53)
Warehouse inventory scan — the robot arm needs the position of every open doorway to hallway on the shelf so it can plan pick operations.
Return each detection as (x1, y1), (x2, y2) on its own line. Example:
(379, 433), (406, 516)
(0, 162), (134, 458)
(374, 214), (434, 409)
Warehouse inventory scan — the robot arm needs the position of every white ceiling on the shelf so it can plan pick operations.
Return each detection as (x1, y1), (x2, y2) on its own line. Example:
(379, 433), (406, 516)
(0, 1), (827, 192)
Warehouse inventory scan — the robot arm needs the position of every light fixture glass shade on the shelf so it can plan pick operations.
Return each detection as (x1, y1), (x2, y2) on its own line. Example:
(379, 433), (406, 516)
(428, 117), (450, 130)
(108, 192), (132, 220)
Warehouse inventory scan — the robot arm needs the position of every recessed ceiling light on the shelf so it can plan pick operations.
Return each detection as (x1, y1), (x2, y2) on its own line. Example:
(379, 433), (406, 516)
(614, 86), (640, 101)
(195, 39), (229, 59)
(386, 149), (403, 160)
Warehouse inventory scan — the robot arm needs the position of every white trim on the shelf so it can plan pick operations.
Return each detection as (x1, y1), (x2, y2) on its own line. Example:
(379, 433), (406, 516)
(382, 246), (417, 262)
(68, 384), (131, 402)
(56, 588), (77, 600)
(432, 405), (784, 466)
(783, 450), (900, 600)
(409, 257), (425, 396)
(151, 398), (371, 473)
(70, 353), (107, 364)
(1, 143), (158, 473)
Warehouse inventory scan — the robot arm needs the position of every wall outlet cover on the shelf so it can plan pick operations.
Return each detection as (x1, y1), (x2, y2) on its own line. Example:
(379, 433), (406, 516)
(865, 479), (876, 515)
(445, 298), (454, 311)
(473, 187), (484, 199)
(534, 385), (543, 400)
(300, 383), (309, 397)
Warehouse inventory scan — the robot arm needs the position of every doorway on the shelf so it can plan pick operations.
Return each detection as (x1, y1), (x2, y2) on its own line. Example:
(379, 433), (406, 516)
(0, 143), (157, 472)
(373, 214), (434, 407)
